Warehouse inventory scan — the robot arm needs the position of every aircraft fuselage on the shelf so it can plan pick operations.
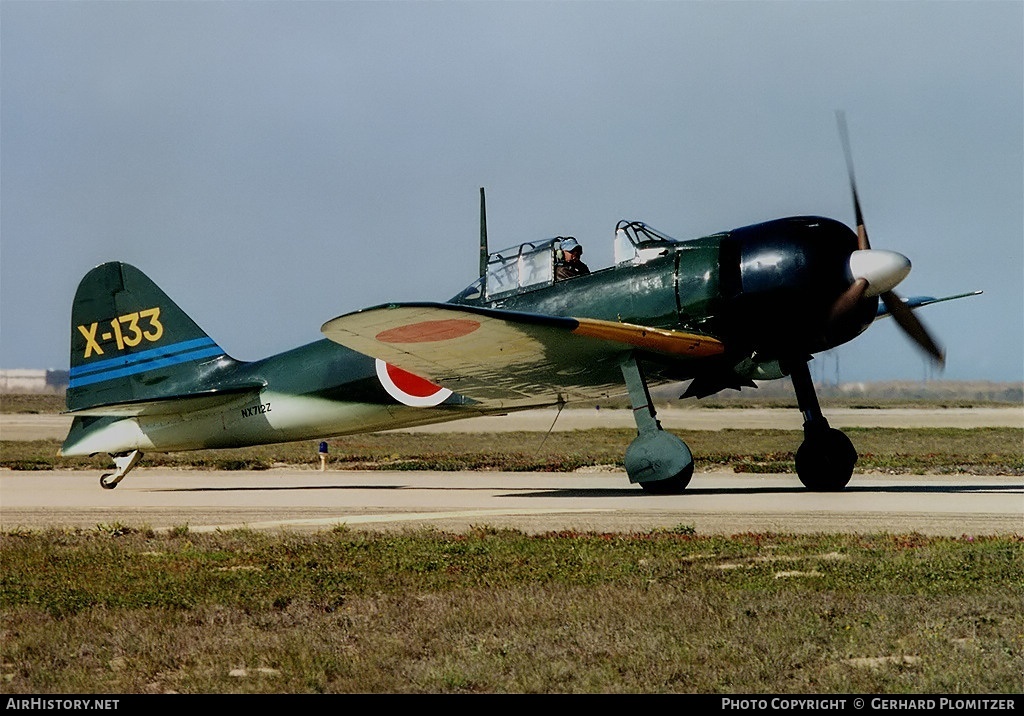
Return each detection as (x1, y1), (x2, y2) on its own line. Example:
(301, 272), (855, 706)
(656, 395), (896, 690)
(61, 215), (878, 458)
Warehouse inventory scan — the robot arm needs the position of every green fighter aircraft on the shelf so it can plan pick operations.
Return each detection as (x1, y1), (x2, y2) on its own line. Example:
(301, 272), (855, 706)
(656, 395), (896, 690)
(61, 118), (980, 492)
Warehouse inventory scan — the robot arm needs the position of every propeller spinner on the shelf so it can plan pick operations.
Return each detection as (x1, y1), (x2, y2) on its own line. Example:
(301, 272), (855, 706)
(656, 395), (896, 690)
(834, 111), (945, 367)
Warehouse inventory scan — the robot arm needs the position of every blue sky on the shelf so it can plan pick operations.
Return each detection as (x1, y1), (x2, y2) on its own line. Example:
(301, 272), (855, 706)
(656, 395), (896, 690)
(2, 1), (1021, 384)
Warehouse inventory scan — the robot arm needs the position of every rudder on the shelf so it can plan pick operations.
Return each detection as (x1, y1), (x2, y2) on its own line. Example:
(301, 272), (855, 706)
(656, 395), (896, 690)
(67, 262), (236, 412)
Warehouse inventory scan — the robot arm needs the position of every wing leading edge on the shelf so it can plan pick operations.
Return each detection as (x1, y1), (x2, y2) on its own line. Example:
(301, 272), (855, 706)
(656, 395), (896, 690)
(321, 302), (724, 408)
(875, 291), (983, 318)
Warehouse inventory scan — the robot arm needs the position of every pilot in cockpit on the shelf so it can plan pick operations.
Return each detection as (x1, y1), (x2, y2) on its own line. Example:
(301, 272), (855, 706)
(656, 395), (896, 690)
(555, 238), (591, 280)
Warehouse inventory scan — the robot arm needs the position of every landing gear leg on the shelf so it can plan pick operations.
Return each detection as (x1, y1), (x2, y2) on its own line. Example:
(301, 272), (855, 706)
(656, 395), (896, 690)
(787, 361), (856, 491)
(620, 354), (693, 494)
(100, 450), (143, 490)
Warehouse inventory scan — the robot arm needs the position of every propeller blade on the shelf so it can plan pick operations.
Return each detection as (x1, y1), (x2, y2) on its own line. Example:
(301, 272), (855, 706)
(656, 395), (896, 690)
(836, 112), (945, 367)
(880, 290), (945, 367)
(836, 111), (871, 251)
(829, 277), (869, 321)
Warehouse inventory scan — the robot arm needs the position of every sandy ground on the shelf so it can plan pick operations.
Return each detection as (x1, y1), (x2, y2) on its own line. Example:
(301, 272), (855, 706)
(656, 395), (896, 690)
(396, 406), (1024, 432)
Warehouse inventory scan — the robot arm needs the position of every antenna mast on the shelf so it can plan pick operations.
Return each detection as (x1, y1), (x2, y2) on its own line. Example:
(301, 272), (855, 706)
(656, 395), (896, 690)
(479, 187), (489, 280)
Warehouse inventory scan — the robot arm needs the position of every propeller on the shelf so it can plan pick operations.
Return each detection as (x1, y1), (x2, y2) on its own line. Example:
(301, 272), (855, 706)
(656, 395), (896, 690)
(837, 111), (871, 252)
(828, 277), (869, 321)
(833, 111), (945, 367)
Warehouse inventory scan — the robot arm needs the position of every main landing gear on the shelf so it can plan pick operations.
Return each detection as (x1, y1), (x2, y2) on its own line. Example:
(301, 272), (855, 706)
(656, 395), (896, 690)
(99, 450), (143, 489)
(787, 360), (857, 491)
(620, 355), (694, 494)
(619, 354), (854, 493)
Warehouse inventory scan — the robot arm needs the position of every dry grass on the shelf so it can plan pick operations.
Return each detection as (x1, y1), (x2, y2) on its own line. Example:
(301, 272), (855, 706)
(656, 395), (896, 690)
(3, 427), (1021, 475)
(2, 390), (1021, 694)
(1, 528), (1021, 693)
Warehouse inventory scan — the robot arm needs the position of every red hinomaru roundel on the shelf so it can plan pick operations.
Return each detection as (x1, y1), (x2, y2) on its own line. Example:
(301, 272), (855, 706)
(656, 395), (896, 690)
(375, 359), (453, 407)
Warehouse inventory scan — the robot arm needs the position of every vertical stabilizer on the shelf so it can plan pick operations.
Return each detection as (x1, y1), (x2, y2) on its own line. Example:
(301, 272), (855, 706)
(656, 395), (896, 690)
(67, 262), (236, 412)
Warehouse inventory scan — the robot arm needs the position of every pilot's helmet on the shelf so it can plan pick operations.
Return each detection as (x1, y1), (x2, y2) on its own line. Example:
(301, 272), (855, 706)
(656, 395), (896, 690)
(560, 238), (582, 255)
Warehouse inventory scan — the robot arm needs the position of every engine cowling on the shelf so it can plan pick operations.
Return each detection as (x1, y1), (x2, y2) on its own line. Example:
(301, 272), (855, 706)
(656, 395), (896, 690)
(718, 216), (879, 357)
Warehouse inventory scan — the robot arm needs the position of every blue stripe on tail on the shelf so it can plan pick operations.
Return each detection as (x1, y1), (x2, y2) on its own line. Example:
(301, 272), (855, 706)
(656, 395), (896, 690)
(69, 337), (224, 388)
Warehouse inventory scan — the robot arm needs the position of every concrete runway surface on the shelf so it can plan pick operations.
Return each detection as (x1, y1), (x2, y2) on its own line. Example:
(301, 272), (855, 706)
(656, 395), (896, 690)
(2, 407), (1020, 536)
(1, 469), (1021, 536)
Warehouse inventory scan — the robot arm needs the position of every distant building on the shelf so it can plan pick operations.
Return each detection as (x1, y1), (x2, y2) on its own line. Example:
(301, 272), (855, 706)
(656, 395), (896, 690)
(0, 369), (69, 393)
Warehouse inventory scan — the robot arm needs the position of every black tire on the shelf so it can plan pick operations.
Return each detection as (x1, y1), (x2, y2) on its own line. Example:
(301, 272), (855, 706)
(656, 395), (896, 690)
(795, 428), (857, 491)
(638, 463), (694, 494)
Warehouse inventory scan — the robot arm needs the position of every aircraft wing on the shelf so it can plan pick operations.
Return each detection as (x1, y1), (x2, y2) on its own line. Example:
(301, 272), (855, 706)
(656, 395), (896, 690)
(322, 302), (724, 408)
(875, 291), (982, 318)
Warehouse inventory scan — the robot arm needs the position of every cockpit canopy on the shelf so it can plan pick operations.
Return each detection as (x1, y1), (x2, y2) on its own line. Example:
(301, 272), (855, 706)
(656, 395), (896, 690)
(451, 221), (682, 303)
(485, 237), (564, 297)
(614, 220), (680, 265)
(453, 236), (571, 302)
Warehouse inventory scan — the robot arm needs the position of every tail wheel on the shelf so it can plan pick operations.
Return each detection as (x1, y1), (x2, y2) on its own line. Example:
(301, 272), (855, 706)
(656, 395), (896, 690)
(97, 450), (143, 490)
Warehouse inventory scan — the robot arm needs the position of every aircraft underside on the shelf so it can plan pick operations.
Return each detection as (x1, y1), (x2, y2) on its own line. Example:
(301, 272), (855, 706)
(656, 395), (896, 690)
(61, 391), (509, 462)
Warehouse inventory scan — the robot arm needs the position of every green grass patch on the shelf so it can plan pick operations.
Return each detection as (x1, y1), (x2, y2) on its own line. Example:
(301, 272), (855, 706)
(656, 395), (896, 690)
(6, 427), (1021, 475)
(1, 528), (1021, 693)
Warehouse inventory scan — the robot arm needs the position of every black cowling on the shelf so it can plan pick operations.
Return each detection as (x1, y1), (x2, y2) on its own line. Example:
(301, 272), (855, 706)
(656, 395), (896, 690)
(717, 216), (877, 357)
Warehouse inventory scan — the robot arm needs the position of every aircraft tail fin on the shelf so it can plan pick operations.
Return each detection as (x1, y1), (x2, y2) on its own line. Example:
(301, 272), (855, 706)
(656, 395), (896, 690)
(66, 262), (242, 413)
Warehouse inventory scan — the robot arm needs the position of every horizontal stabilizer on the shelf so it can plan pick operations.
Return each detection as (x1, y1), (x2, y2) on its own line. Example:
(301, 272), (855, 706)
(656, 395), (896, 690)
(322, 302), (723, 407)
(64, 385), (263, 417)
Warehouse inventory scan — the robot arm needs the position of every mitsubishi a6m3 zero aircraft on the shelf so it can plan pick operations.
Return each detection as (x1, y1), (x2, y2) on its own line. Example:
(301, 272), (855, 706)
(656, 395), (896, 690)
(61, 118), (979, 492)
